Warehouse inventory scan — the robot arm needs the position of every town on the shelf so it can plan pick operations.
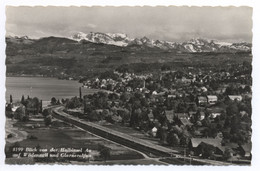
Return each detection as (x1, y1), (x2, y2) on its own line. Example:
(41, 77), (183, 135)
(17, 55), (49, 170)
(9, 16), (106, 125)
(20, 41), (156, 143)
(76, 59), (252, 163)
(6, 56), (252, 164)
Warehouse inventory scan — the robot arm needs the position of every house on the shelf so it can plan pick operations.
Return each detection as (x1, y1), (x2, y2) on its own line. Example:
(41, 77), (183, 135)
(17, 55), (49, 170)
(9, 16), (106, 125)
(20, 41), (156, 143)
(240, 111), (248, 117)
(207, 95), (218, 105)
(151, 127), (158, 137)
(199, 111), (205, 120)
(152, 91), (158, 95)
(207, 107), (224, 118)
(167, 94), (176, 99)
(210, 113), (221, 118)
(197, 96), (207, 106)
(95, 109), (103, 114)
(215, 87), (227, 94)
(238, 143), (252, 158)
(228, 95), (243, 101)
(201, 86), (208, 92)
(189, 138), (224, 156)
(224, 143), (239, 157)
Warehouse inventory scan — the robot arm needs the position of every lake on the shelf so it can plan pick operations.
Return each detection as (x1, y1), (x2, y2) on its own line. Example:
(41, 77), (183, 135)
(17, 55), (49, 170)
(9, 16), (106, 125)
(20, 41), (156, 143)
(5, 77), (98, 102)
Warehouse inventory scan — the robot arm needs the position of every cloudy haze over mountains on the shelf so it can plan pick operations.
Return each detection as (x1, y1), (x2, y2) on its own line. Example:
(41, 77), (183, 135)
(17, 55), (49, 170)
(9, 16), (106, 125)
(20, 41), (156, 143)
(6, 6), (252, 43)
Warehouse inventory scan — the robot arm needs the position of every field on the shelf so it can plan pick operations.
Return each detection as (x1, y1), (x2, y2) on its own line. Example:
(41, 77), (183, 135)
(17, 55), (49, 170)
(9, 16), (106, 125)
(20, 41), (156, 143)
(5, 116), (144, 164)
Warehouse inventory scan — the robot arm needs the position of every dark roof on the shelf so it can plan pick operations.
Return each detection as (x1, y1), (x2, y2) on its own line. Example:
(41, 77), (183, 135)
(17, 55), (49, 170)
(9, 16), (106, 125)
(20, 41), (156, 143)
(241, 143), (252, 153)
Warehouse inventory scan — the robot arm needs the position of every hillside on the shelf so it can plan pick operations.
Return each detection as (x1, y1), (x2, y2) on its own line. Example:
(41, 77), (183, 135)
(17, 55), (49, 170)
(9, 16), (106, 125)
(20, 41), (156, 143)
(5, 34), (252, 80)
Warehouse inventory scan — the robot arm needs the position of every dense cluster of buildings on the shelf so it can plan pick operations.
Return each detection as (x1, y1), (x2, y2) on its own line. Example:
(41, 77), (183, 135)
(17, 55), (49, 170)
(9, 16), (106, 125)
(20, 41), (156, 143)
(73, 61), (252, 162)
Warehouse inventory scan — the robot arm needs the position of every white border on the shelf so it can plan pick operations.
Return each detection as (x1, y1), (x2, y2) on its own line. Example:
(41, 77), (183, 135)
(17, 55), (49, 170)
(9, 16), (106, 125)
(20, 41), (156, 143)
(0, 1), (259, 171)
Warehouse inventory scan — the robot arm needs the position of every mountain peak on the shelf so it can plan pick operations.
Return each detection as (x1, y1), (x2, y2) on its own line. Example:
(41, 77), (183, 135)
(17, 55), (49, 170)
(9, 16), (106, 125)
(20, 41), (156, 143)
(20, 35), (29, 40)
(68, 32), (251, 52)
(71, 32), (131, 46)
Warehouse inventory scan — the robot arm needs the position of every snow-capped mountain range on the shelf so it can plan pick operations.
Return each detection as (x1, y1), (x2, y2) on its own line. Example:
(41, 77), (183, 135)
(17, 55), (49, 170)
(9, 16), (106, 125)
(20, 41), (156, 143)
(6, 32), (251, 53)
(70, 32), (251, 53)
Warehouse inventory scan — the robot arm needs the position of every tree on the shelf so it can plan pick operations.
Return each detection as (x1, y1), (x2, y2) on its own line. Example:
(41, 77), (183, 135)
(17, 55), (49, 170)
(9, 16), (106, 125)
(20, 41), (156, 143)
(51, 97), (57, 105)
(159, 126), (169, 145)
(79, 87), (82, 100)
(21, 95), (25, 105)
(171, 125), (183, 136)
(130, 108), (142, 127)
(66, 97), (82, 109)
(194, 110), (202, 123)
(167, 132), (180, 147)
(6, 103), (12, 112)
(42, 108), (51, 117)
(44, 115), (52, 126)
(226, 103), (239, 116)
(118, 108), (130, 125)
(98, 144), (111, 162)
(244, 85), (251, 93)
(39, 100), (43, 113)
(10, 95), (13, 104)
(180, 134), (190, 147)
(56, 99), (61, 105)
(223, 148), (233, 161)
(88, 110), (104, 121)
(32, 97), (40, 110)
(199, 143), (216, 159)
(120, 92), (131, 103)
(14, 106), (25, 120)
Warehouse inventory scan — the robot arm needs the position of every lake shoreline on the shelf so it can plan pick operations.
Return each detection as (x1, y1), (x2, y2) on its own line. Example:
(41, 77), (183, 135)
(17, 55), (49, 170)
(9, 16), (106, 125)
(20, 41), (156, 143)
(6, 77), (96, 102)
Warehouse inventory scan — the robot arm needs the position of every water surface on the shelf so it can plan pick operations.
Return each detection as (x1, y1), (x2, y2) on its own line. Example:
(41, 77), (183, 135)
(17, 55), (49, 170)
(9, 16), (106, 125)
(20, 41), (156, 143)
(6, 77), (97, 102)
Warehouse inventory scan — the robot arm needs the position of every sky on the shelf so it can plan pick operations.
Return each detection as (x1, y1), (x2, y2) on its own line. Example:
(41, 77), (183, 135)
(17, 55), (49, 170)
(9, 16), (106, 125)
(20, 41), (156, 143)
(5, 6), (252, 42)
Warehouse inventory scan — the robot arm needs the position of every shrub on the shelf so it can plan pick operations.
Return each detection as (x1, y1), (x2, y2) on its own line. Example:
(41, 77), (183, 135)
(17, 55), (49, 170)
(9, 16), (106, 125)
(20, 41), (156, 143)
(44, 115), (52, 126)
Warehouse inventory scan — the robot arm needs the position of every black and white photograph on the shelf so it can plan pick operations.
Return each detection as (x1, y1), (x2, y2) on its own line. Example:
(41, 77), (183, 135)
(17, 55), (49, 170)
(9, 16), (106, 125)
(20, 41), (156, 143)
(1, 2), (258, 167)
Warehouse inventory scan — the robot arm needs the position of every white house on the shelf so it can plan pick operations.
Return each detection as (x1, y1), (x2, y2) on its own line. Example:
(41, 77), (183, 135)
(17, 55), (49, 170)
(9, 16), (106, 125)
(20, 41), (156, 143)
(207, 95), (218, 105)
(151, 127), (158, 137)
(228, 95), (243, 101)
